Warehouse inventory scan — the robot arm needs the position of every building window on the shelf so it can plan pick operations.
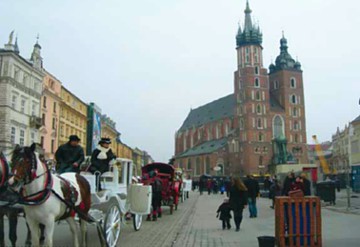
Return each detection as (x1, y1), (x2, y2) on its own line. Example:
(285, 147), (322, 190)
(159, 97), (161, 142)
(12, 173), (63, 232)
(51, 139), (55, 154)
(254, 47), (259, 63)
(239, 118), (244, 129)
(20, 129), (25, 146)
(31, 103), (36, 116)
(52, 118), (56, 130)
(293, 107), (298, 117)
(256, 104), (262, 114)
(257, 118), (263, 129)
(290, 78), (296, 88)
(294, 134), (299, 143)
(255, 66), (259, 75)
(42, 113), (46, 126)
(11, 127), (16, 144)
(43, 96), (47, 108)
(53, 102), (57, 113)
(20, 99), (26, 113)
(40, 136), (44, 148)
(293, 121), (299, 130)
(274, 80), (279, 89)
(258, 133), (264, 142)
(12, 95), (17, 109)
(256, 91), (261, 101)
(291, 94), (297, 104)
(255, 78), (260, 88)
(245, 47), (250, 63)
(30, 132), (35, 144)
(195, 158), (200, 175)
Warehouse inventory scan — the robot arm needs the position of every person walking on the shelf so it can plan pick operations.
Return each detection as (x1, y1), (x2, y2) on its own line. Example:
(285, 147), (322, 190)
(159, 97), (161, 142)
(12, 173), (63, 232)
(269, 179), (282, 209)
(300, 173), (311, 196)
(244, 175), (259, 218)
(55, 135), (84, 174)
(229, 177), (248, 231)
(216, 198), (232, 230)
(207, 179), (213, 195)
(282, 172), (295, 196)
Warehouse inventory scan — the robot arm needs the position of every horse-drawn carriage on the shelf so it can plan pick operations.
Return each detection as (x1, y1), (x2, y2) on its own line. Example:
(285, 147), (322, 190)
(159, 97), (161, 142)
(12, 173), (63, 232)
(1, 146), (152, 247)
(141, 163), (181, 214)
(81, 158), (152, 247)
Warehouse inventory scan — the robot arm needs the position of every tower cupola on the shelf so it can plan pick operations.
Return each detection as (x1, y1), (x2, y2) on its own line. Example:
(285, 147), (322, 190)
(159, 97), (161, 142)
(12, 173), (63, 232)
(236, 0), (262, 47)
(272, 32), (301, 72)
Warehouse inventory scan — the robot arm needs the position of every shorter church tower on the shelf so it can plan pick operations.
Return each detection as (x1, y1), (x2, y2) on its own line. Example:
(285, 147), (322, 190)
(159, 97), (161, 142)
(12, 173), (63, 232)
(269, 34), (308, 164)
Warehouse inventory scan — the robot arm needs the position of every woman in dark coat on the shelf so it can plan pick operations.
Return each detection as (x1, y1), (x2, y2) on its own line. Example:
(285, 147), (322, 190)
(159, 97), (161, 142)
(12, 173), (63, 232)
(229, 177), (248, 231)
(89, 138), (116, 190)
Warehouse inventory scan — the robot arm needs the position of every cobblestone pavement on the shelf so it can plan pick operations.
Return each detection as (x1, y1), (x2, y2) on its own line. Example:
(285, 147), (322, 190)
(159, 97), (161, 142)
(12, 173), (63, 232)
(3, 191), (360, 246)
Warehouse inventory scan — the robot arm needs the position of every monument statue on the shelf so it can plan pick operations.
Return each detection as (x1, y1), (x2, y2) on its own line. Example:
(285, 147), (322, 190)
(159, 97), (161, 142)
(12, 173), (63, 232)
(8, 30), (14, 45)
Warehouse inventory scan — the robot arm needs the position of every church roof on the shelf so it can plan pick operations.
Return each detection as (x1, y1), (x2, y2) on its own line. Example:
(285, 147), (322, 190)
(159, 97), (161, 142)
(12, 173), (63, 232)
(176, 138), (228, 158)
(179, 94), (235, 132)
(352, 115), (360, 124)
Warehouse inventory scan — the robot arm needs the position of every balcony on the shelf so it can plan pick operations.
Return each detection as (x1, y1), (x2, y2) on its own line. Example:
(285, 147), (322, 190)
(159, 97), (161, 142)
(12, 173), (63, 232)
(30, 116), (42, 129)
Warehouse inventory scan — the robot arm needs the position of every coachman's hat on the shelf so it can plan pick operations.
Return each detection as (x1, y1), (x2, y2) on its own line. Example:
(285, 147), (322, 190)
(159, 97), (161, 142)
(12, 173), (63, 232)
(69, 135), (81, 142)
(98, 137), (111, 145)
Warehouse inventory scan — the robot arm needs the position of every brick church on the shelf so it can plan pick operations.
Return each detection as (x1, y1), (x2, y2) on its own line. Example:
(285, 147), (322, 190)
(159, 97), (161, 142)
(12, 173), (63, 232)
(174, 1), (308, 177)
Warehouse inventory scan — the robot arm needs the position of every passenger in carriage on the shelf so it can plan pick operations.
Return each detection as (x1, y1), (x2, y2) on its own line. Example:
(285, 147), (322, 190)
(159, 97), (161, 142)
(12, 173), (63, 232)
(55, 135), (85, 174)
(89, 137), (116, 190)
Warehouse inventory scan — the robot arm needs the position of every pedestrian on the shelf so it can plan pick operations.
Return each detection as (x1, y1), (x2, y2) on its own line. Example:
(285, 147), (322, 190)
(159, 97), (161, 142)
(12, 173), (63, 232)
(199, 179), (204, 195)
(88, 137), (116, 190)
(264, 176), (271, 192)
(300, 173), (311, 196)
(244, 175), (259, 218)
(55, 135), (85, 174)
(282, 172), (295, 196)
(269, 179), (281, 209)
(229, 177), (248, 232)
(216, 198), (232, 230)
(147, 170), (163, 221)
(207, 179), (212, 195)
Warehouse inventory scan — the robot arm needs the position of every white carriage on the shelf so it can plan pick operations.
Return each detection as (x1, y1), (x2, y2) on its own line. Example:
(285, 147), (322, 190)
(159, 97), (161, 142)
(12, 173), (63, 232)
(81, 158), (152, 247)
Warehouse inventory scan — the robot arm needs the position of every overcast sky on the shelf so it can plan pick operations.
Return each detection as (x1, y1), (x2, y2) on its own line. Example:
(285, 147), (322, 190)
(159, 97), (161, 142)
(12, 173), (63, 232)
(1, 0), (359, 162)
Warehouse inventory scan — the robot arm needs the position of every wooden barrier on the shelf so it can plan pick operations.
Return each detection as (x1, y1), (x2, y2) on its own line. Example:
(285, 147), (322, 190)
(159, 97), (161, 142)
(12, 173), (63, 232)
(275, 196), (322, 247)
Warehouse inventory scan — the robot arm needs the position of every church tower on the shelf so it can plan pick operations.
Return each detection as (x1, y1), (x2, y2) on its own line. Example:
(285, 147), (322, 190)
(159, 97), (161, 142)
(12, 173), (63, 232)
(234, 1), (272, 175)
(269, 34), (308, 164)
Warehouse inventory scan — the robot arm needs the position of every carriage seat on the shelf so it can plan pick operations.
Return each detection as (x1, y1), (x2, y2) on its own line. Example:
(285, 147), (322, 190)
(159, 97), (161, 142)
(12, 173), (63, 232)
(101, 171), (114, 179)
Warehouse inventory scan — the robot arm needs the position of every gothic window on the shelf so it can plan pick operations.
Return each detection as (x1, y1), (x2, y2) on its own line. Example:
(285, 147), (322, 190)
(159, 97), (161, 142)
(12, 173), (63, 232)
(273, 115), (285, 138)
(216, 125), (220, 139)
(294, 134), (299, 143)
(256, 91), (261, 101)
(274, 80), (279, 89)
(195, 158), (201, 175)
(255, 66), (259, 75)
(293, 107), (298, 117)
(183, 135), (187, 151)
(291, 94), (297, 104)
(257, 118), (263, 129)
(258, 133), (264, 142)
(256, 104), (262, 114)
(255, 78), (260, 88)
(254, 47), (259, 63)
(290, 78), (296, 88)
(245, 47), (250, 63)
(293, 120), (299, 130)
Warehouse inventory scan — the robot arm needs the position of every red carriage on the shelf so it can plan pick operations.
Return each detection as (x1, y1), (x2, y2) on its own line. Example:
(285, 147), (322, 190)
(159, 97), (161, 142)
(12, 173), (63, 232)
(141, 163), (182, 214)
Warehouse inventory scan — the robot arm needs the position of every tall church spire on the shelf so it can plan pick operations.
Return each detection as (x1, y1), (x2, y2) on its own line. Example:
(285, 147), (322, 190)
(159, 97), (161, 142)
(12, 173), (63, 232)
(236, 0), (262, 47)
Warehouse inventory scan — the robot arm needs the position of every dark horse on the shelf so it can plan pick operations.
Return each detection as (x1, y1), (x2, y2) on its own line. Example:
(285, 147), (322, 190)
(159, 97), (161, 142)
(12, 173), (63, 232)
(0, 151), (44, 247)
(0, 151), (22, 247)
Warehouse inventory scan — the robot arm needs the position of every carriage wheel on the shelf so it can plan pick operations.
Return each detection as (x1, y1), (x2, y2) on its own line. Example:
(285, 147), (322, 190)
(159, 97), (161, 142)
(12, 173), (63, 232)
(103, 202), (121, 247)
(132, 214), (142, 231)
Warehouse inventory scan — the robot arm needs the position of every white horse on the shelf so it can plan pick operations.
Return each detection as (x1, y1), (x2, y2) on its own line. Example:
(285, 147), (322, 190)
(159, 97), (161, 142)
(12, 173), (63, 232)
(8, 144), (91, 247)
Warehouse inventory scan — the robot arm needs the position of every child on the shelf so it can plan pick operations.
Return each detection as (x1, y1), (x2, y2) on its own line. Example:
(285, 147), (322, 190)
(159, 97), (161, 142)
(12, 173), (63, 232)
(216, 198), (232, 230)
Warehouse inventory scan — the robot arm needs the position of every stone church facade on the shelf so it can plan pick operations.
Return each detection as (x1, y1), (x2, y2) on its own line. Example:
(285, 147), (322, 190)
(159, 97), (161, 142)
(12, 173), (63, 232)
(174, 1), (308, 177)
